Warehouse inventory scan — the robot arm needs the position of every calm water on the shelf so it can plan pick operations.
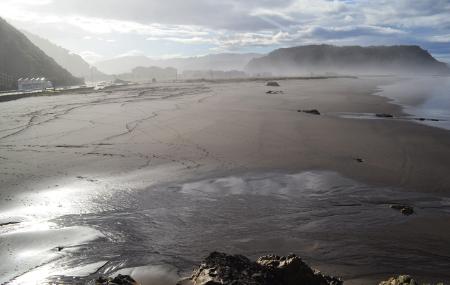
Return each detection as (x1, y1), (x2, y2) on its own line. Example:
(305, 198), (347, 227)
(3, 171), (450, 284)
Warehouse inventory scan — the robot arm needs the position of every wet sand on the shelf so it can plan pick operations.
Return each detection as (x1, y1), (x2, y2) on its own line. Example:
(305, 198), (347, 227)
(1, 77), (450, 284)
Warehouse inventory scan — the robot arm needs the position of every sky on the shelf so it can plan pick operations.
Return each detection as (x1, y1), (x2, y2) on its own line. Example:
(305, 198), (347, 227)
(0, 0), (449, 63)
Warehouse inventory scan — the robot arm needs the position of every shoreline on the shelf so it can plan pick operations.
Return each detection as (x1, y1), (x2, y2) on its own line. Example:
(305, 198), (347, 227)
(0, 76), (357, 103)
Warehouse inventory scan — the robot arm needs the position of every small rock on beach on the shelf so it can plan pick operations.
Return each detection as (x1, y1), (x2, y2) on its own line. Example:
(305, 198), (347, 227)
(266, 81), (280, 87)
(299, 109), (321, 115)
(378, 275), (418, 285)
(390, 204), (415, 216)
(375, 113), (394, 118)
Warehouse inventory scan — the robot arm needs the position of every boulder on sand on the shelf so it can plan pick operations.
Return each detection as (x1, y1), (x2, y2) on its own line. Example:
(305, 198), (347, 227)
(299, 109), (321, 115)
(266, 81), (280, 87)
(178, 252), (342, 285)
(390, 204), (414, 216)
(378, 275), (419, 285)
(96, 274), (139, 285)
(266, 90), (283, 94)
(375, 113), (394, 118)
(93, 257), (441, 285)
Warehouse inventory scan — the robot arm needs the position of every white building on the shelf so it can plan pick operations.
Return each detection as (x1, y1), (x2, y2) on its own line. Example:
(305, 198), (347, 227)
(18, 78), (53, 92)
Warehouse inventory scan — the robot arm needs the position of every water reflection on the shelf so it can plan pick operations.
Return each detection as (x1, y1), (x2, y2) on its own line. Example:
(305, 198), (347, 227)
(42, 171), (450, 283)
(0, 222), (103, 284)
(3, 171), (450, 283)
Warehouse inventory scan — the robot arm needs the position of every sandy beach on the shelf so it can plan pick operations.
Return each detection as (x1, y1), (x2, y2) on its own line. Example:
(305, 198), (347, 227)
(1, 77), (450, 284)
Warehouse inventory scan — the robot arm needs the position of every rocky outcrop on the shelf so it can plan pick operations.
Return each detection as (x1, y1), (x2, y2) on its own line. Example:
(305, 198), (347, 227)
(266, 90), (283, 94)
(94, 256), (445, 285)
(390, 204), (415, 216)
(375, 113), (394, 118)
(266, 81), (280, 87)
(96, 274), (139, 285)
(299, 109), (321, 115)
(378, 275), (419, 285)
(378, 275), (445, 285)
(178, 252), (342, 285)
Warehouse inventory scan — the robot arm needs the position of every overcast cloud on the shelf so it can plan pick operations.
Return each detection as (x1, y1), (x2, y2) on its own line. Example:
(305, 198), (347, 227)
(0, 0), (449, 63)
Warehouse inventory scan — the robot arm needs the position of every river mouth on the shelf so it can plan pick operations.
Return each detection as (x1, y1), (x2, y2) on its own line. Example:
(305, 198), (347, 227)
(4, 170), (449, 284)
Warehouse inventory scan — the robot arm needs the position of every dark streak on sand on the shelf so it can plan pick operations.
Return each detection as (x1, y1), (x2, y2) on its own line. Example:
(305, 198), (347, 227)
(0, 221), (20, 227)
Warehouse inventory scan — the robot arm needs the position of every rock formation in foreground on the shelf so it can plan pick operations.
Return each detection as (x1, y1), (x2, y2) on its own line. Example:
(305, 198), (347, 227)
(177, 252), (342, 285)
(378, 275), (419, 285)
(245, 45), (450, 76)
(377, 275), (444, 285)
(95, 253), (445, 285)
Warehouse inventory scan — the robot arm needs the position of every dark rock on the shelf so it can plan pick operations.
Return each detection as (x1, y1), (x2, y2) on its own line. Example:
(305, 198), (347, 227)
(355, 158), (364, 163)
(375, 113), (394, 118)
(266, 90), (283, 94)
(56, 246), (64, 252)
(401, 207), (414, 216)
(180, 252), (342, 285)
(96, 274), (139, 285)
(266, 81), (280, 87)
(378, 275), (419, 285)
(300, 109), (321, 115)
(0, 221), (20, 227)
(415, 117), (440, 122)
(390, 204), (414, 216)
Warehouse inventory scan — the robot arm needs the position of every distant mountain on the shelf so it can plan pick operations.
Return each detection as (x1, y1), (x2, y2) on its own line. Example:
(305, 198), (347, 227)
(95, 56), (153, 75)
(94, 53), (262, 74)
(0, 17), (83, 91)
(181, 69), (247, 80)
(245, 45), (450, 76)
(23, 31), (110, 81)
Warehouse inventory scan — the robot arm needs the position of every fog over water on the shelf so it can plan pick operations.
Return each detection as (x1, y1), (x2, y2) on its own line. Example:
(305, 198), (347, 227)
(377, 76), (450, 130)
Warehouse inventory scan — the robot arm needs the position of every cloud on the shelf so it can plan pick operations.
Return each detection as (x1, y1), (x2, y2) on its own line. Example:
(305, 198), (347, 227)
(0, 0), (449, 62)
(303, 25), (406, 40)
(79, 51), (104, 63)
(32, 0), (295, 31)
(116, 49), (146, 58)
(428, 34), (450, 43)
